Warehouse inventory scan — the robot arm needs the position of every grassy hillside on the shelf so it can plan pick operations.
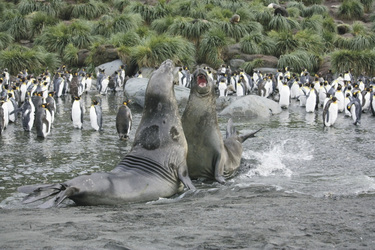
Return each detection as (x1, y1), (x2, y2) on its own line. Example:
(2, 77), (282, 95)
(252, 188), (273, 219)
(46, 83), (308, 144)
(0, 0), (374, 77)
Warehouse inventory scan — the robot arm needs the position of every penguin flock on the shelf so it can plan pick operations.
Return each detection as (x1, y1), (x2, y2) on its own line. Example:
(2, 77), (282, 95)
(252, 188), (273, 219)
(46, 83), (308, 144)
(2, 63), (374, 139)
(0, 65), (132, 140)
(183, 64), (373, 128)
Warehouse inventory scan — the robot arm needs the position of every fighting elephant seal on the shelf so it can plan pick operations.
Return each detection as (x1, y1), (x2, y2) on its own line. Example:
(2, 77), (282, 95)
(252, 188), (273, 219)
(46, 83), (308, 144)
(18, 59), (195, 208)
(181, 68), (261, 183)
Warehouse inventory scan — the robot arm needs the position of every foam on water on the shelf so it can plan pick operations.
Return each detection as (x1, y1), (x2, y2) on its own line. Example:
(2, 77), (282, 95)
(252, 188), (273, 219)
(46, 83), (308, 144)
(241, 139), (313, 179)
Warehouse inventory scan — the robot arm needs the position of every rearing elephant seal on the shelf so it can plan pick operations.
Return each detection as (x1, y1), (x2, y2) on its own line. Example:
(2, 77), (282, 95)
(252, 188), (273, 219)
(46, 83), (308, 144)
(18, 59), (195, 208)
(181, 68), (261, 183)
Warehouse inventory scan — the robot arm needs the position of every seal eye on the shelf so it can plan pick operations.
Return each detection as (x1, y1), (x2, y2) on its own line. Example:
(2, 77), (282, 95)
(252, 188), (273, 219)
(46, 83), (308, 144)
(197, 74), (207, 87)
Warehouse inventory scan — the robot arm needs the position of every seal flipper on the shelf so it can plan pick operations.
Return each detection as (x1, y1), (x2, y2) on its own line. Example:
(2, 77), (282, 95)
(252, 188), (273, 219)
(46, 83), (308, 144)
(239, 128), (262, 143)
(39, 187), (79, 208)
(20, 183), (78, 208)
(226, 118), (237, 138)
(226, 118), (262, 142)
(177, 165), (196, 190)
(20, 184), (65, 204)
(213, 154), (226, 184)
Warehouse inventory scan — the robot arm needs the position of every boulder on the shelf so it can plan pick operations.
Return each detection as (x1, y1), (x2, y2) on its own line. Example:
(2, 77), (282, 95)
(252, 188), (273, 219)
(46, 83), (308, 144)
(219, 95), (282, 118)
(95, 59), (124, 76)
(229, 59), (246, 70)
(223, 44), (279, 68)
(124, 77), (190, 110)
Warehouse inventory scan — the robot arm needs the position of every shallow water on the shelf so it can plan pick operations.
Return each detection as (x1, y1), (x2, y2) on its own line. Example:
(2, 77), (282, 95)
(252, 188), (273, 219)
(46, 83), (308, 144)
(1, 91), (375, 249)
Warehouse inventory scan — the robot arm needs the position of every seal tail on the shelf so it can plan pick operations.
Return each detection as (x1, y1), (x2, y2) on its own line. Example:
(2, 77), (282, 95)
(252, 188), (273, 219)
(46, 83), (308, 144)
(18, 183), (75, 208)
(226, 118), (262, 143)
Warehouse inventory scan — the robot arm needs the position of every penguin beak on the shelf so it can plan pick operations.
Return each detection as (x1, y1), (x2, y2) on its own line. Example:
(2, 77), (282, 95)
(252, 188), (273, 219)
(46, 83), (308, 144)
(197, 74), (207, 87)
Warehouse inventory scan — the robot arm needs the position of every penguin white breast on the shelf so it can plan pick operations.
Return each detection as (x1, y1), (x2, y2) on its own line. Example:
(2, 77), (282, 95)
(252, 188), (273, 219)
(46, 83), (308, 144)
(90, 106), (99, 131)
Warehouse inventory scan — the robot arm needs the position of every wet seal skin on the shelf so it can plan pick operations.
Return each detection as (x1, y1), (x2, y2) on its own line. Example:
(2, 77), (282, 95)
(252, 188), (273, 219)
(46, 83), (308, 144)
(182, 68), (261, 183)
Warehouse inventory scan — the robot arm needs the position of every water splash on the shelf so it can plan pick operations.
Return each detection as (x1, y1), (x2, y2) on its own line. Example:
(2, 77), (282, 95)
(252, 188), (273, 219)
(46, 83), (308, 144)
(241, 139), (313, 178)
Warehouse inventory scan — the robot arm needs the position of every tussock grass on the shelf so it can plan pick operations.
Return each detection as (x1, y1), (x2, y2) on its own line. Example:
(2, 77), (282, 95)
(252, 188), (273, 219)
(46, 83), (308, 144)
(27, 11), (60, 38)
(0, 32), (14, 50)
(131, 34), (195, 67)
(198, 29), (227, 68)
(269, 30), (299, 56)
(113, 0), (130, 13)
(338, 0), (364, 20)
(242, 60), (264, 75)
(278, 50), (320, 73)
(71, 0), (109, 20)
(130, 1), (170, 24)
(0, 45), (53, 75)
(331, 49), (375, 76)
(300, 15), (323, 33)
(18, 0), (64, 17)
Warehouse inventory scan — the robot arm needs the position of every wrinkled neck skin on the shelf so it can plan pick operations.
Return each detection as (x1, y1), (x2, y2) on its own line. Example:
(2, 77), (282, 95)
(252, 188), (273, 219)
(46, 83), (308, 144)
(131, 59), (187, 165)
(144, 61), (175, 113)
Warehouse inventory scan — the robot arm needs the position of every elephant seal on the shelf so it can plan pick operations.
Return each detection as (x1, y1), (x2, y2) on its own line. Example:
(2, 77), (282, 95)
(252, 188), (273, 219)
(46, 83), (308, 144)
(18, 59), (195, 208)
(181, 68), (261, 183)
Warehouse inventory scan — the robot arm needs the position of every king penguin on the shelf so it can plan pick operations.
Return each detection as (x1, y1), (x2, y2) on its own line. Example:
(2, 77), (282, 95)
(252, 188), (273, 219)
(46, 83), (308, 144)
(305, 85), (318, 113)
(85, 73), (92, 94)
(323, 96), (338, 127)
(21, 94), (35, 132)
(116, 100), (132, 140)
(279, 81), (290, 109)
(71, 96), (84, 129)
(45, 92), (56, 124)
(344, 92), (352, 117)
(347, 91), (362, 125)
(89, 98), (102, 131)
(361, 87), (371, 112)
(0, 99), (8, 135)
(335, 84), (345, 113)
(370, 91), (375, 116)
(100, 76), (109, 95)
(35, 103), (52, 138)
(218, 78), (227, 97)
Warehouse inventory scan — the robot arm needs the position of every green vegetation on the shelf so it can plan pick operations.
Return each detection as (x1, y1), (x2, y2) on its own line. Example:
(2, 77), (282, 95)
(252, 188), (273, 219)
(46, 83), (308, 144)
(0, 0), (375, 76)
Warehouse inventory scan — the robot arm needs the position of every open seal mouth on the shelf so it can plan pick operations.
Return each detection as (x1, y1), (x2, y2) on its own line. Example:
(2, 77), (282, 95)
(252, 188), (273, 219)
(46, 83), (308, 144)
(197, 74), (207, 87)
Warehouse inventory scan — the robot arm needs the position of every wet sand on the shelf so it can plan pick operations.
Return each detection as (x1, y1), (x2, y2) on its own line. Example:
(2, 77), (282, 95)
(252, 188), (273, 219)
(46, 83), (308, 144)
(1, 192), (374, 249)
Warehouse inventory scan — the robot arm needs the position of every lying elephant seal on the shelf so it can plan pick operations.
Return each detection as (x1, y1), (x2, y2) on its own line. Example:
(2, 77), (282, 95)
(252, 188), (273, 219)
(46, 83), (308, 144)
(18, 59), (195, 208)
(181, 68), (261, 183)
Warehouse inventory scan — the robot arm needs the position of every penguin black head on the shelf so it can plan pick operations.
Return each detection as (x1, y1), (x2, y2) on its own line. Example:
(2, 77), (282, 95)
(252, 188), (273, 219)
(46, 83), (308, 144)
(74, 96), (80, 101)
(331, 96), (338, 103)
(92, 99), (99, 105)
